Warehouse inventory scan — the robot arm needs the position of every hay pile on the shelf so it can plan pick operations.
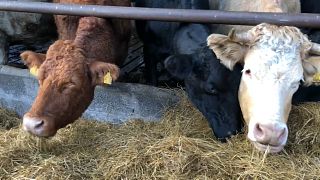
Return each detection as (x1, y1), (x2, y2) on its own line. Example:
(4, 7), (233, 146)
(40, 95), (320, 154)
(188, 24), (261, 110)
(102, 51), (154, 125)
(0, 109), (20, 130)
(0, 97), (320, 179)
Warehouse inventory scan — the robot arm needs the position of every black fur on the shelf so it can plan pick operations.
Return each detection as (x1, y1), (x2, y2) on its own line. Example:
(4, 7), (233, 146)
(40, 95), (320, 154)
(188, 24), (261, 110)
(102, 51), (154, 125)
(135, 0), (210, 85)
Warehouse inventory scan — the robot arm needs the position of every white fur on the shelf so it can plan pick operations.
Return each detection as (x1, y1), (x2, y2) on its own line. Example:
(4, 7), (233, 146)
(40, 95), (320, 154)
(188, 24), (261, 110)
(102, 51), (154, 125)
(240, 24), (309, 148)
(209, 0), (301, 34)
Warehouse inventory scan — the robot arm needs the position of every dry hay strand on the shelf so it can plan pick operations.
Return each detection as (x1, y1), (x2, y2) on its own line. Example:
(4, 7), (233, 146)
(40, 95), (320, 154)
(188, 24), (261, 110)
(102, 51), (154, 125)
(0, 96), (320, 179)
(0, 108), (20, 130)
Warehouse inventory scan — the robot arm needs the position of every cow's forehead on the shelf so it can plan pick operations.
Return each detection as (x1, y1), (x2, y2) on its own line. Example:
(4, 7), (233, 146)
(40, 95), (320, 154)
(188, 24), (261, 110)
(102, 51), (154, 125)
(46, 43), (85, 66)
(249, 24), (310, 44)
(41, 44), (87, 82)
(244, 51), (304, 83)
(244, 45), (303, 82)
(244, 24), (311, 82)
(248, 24), (312, 57)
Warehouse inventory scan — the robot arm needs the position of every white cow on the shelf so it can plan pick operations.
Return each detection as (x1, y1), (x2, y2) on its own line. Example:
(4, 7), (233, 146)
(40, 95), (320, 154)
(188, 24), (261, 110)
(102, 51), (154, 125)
(208, 23), (320, 153)
(206, 0), (320, 153)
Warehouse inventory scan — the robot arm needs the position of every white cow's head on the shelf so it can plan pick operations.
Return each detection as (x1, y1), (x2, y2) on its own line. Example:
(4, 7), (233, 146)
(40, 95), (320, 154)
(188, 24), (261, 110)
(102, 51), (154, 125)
(208, 23), (320, 153)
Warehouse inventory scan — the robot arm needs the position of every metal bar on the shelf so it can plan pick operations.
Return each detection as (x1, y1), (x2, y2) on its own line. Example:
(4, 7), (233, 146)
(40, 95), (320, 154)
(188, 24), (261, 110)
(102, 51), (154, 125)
(0, 1), (320, 28)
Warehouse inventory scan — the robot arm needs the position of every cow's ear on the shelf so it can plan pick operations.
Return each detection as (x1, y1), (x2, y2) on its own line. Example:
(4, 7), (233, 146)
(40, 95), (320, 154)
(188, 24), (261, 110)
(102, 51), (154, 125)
(207, 33), (248, 70)
(20, 51), (46, 77)
(89, 61), (120, 86)
(164, 54), (194, 80)
(302, 56), (320, 86)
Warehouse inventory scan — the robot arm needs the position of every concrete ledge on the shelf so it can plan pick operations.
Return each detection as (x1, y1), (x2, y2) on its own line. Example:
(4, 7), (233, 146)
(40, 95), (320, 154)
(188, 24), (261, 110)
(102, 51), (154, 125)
(0, 65), (180, 123)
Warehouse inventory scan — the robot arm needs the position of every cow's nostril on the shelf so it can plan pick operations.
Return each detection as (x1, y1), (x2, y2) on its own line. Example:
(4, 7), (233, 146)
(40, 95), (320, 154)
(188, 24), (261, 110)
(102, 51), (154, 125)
(34, 120), (44, 129)
(254, 123), (264, 138)
(277, 127), (286, 142)
(23, 116), (45, 130)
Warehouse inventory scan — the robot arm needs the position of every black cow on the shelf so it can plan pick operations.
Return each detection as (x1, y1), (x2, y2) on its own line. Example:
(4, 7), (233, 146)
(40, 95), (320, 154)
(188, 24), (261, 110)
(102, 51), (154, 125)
(165, 46), (243, 140)
(300, 0), (320, 43)
(301, 0), (320, 14)
(295, 0), (320, 103)
(135, 0), (210, 85)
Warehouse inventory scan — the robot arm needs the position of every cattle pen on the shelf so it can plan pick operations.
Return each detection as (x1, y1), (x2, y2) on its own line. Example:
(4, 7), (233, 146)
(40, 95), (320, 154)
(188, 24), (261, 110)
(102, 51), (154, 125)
(0, 1), (320, 179)
(0, 1), (319, 120)
(0, 1), (320, 27)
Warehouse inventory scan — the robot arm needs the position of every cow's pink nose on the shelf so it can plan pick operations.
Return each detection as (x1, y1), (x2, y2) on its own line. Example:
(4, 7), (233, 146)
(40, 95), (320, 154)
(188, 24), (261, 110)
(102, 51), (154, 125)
(23, 115), (45, 136)
(253, 122), (288, 146)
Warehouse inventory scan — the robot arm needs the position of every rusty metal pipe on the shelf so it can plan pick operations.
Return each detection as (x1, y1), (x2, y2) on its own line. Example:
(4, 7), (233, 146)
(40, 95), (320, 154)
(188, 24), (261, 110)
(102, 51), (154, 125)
(0, 1), (320, 28)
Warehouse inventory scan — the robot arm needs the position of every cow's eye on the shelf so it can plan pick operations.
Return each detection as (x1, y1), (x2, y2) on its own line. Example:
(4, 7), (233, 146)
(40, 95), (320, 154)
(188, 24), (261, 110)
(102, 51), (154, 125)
(60, 83), (76, 93)
(204, 83), (220, 95)
(206, 87), (219, 95)
(67, 83), (76, 89)
(209, 89), (219, 95)
(245, 69), (251, 76)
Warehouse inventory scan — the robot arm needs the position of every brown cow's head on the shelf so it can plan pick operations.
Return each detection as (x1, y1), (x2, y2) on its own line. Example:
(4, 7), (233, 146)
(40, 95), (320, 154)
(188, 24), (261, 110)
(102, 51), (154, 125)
(208, 23), (320, 153)
(20, 40), (119, 137)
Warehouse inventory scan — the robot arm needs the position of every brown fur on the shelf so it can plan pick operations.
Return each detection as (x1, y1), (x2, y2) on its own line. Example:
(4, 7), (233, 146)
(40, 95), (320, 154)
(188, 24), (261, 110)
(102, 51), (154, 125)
(24, 41), (94, 136)
(210, 0), (301, 33)
(20, 0), (131, 137)
(20, 50), (46, 68)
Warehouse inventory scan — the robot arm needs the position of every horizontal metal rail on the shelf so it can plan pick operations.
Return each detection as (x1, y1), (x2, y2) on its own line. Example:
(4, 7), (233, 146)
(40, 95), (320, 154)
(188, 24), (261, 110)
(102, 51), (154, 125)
(0, 1), (319, 28)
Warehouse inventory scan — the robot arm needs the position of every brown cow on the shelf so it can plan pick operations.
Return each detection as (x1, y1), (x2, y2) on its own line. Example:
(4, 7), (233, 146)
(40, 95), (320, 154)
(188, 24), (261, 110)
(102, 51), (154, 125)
(20, 0), (131, 137)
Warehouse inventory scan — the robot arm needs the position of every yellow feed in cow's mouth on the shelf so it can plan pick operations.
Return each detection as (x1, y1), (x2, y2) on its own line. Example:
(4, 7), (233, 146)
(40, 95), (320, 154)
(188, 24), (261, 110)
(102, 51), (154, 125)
(30, 67), (39, 77)
(313, 73), (320, 82)
(103, 72), (112, 85)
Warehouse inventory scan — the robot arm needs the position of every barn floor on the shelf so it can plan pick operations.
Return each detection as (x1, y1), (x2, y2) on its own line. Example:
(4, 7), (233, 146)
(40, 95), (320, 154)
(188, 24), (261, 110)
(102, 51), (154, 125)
(1, 95), (320, 179)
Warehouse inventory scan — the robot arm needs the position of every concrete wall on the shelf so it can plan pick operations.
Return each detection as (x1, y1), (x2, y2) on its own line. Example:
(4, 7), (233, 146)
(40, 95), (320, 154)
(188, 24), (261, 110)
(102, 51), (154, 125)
(0, 65), (179, 123)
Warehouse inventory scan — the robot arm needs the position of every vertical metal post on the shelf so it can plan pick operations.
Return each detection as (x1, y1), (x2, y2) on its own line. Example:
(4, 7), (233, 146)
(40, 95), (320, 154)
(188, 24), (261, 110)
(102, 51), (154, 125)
(0, 32), (8, 65)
